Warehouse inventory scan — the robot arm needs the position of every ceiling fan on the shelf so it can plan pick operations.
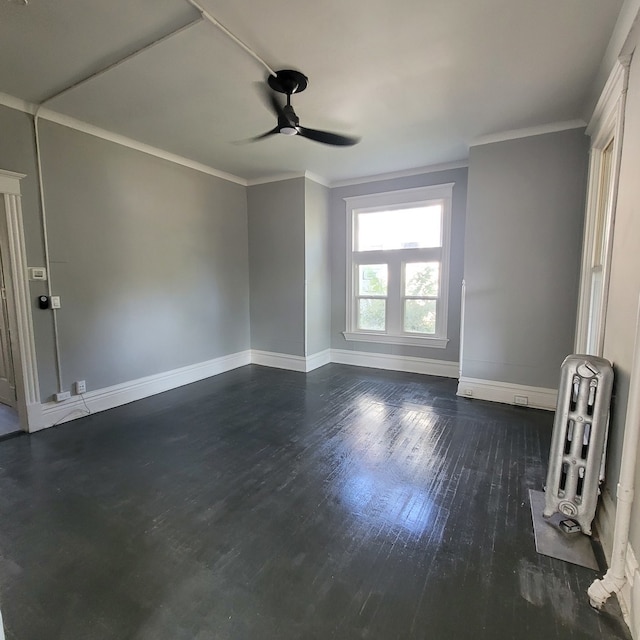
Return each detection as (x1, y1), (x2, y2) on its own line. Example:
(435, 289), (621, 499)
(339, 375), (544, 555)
(251, 69), (360, 147)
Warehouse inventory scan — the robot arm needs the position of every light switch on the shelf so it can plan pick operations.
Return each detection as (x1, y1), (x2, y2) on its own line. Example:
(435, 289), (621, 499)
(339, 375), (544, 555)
(50, 296), (61, 309)
(29, 267), (47, 281)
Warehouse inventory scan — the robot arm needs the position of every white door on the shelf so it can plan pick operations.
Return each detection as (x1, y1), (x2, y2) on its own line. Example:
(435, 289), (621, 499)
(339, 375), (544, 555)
(0, 211), (16, 408)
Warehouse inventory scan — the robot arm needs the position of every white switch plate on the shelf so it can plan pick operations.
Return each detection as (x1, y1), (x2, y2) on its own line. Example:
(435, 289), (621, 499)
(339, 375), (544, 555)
(50, 296), (61, 309)
(28, 267), (47, 281)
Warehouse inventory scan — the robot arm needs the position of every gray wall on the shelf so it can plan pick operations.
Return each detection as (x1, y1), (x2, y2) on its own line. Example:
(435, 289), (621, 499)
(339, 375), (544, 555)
(304, 178), (331, 356)
(1, 108), (250, 400)
(330, 168), (468, 362)
(248, 178), (305, 357)
(462, 130), (588, 389)
(600, 41), (640, 552)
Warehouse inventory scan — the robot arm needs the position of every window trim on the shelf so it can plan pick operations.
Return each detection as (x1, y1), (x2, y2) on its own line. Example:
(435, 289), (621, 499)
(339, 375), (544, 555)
(575, 58), (629, 355)
(343, 184), (453, 349)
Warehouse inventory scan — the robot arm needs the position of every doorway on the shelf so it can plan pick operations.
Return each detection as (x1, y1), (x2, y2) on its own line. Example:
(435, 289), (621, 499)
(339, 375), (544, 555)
(0, 170), (41, 434)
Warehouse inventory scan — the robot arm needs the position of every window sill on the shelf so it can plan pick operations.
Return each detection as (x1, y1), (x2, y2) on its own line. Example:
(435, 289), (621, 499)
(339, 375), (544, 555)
(342, 331), (449, 349)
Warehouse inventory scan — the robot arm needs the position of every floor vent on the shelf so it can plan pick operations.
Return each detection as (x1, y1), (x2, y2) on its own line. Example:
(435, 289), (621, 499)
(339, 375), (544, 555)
(543, 354), (613, 535)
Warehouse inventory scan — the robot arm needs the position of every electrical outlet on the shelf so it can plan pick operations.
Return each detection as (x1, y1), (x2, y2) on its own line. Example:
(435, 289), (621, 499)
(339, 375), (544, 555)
(514, 395), (529, 406)
(54, 391), (70, 402)
(463, 389), (473, 397)
(74, 380), (86, 395)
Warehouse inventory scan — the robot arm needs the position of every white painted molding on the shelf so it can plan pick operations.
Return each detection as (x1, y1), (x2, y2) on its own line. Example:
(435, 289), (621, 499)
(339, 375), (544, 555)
(595, 487), (617, 563)
(330, 160), (468, 188)
(456, 377), (557, 411)
(619, 542), (639, 638)
(628, 545), (639, 639)
(587, 57), (631, 138)
(251, 350), (307, 372)
(246, 172), (307, 187)
(331, 349), (459, 378)
(342, 331), (448, 349)
(470, 120), (586, 148)
(0, 180), (41, 434)
(304, 171), (331, 188)
(0, 170), (26, 195)
(305, 349), (331, 372)
(575, 58), (629, 355)
(0, 92), (247, 186)
(37, 350), (251, 431)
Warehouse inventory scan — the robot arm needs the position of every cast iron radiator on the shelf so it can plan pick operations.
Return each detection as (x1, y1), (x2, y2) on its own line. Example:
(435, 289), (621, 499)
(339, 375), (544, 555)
(543, 354), (614, 535)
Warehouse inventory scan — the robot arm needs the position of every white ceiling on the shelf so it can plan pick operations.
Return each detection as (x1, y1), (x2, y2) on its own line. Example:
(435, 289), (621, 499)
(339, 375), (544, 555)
(0, 0), (624, 183)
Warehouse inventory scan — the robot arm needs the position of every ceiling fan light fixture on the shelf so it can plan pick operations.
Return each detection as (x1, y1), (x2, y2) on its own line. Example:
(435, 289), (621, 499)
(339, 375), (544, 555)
(279, 126), (298, 136)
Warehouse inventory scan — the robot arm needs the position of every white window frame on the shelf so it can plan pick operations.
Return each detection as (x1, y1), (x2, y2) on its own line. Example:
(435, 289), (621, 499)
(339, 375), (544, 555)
(575, 58), (629, 355)
(343, 184), (453, 348)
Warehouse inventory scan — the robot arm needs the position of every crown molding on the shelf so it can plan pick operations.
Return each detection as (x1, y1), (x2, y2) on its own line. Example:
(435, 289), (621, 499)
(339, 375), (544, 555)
(471, 120), (586, 148)
(329, 160), (468, 189)
(245, 171), (306, 186)
(0, 92), (247, 186)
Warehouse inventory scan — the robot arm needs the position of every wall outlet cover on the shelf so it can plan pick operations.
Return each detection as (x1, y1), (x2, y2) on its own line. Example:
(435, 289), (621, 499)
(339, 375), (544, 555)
(54, 391), (71, 402)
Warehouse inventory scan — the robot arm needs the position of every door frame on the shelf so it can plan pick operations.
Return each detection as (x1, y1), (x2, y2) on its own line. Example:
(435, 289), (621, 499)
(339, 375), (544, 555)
(0, 170), (41, 432)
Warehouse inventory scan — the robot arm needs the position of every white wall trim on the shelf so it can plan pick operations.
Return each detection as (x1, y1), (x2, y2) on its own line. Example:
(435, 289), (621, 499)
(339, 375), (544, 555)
(305, 349), (332, 372)
(595, 487), (617, 562)
(246, 172), (307, 187)
(37, 350), (251, 431)
(0, 92), (247, 186)
(330, 160), (468, 188)
(575, 57), (630, 355)
(621, 543), (640, 639)
(470, 119), (586, 148)
(456, 376), (558, 410)
(331, 349), (459, 378)
(0, 175), (42, 434)
(251, 349), (307, 372)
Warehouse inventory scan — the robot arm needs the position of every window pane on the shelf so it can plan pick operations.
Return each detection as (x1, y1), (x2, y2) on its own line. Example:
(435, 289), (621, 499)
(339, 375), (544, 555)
(405, 262), (439, 297)
(356, 205), (441, 251)
(358, 264), (388, 295)
(358, 299), (386, 331)
(404, 299), (436, 334)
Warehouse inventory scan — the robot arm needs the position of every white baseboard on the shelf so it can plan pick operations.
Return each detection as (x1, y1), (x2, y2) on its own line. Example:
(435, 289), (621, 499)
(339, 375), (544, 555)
(595, 488), (617, 563)
(250, 349), (331, 372)
(330, 349), (459, 378)
(305, 349), (332, 372)
(251, 349), (307, 372)
(456, 376), (557, 411)
(37, 350), (251, 431)
(595, 489), (639, 639)
(623, 543), (640, 639)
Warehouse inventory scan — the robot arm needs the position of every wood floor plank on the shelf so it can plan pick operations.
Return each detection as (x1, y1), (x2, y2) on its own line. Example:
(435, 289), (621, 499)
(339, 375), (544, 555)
(0, 364), (631, 639)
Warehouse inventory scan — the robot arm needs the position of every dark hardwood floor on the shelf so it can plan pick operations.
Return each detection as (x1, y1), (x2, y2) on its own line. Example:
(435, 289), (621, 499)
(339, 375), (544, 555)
(0, 364), (630, 639)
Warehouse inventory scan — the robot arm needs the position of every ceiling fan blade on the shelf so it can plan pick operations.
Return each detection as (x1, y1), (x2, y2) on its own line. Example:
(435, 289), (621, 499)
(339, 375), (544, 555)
(249, 126), (280, 141)
(296, 126), (359, 146)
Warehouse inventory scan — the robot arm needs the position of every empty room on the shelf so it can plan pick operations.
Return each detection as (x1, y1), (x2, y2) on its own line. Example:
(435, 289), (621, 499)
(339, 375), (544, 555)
(1, 0), (640, 638)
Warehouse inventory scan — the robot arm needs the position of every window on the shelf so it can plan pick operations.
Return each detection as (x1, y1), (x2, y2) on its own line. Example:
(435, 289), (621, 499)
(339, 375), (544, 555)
(575, 59), (628, 356)
(344, 184), (453, 348)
